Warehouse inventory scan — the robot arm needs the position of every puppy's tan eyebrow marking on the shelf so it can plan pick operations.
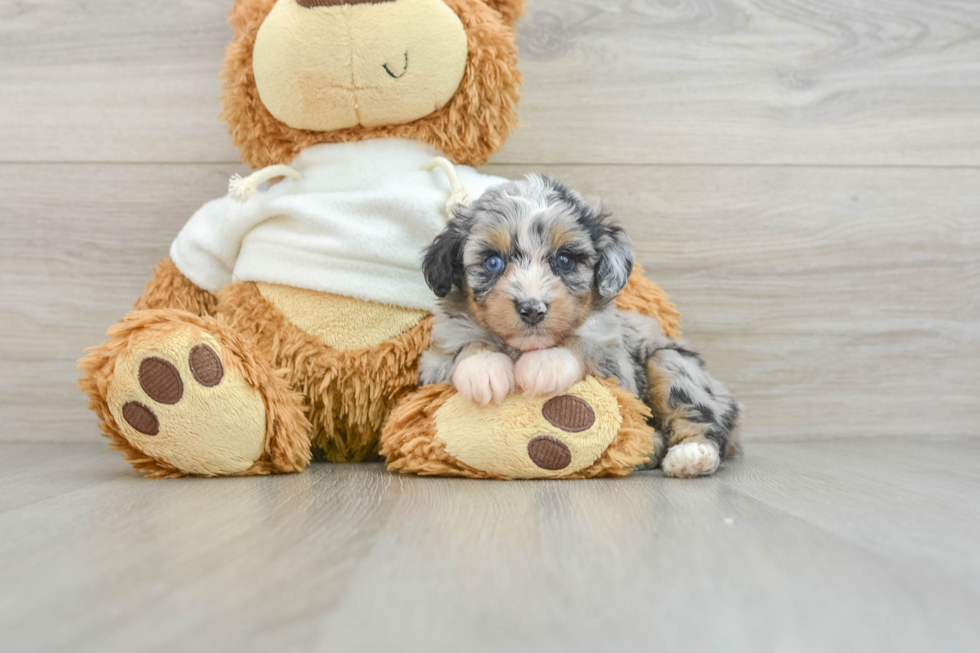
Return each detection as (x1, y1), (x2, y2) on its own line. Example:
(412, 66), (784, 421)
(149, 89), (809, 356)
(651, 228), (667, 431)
(486, 227), (512, 255)
(548, 225), (576, 250)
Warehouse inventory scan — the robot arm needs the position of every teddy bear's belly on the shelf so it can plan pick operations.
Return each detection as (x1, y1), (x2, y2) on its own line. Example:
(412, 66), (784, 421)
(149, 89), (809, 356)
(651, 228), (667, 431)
(256, 282), (428, 351)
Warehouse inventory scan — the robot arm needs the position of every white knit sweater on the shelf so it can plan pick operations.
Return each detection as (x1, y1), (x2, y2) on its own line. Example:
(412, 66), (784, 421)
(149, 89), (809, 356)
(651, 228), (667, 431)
(170, 139), (507, 311)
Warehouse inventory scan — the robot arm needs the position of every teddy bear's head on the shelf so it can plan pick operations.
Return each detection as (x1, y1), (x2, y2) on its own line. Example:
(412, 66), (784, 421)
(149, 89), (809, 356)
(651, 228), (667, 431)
(221, 0), (526, 169)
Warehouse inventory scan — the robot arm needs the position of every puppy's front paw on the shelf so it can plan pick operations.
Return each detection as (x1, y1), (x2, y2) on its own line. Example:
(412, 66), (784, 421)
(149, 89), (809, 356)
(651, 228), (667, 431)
(515, 347), (585, 398)
(452, 352), (515, 406)
(662, 440), (720, 478)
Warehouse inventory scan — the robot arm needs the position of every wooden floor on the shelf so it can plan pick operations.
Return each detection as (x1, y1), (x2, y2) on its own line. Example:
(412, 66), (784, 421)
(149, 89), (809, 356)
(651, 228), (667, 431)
(1, 440), (978, 653)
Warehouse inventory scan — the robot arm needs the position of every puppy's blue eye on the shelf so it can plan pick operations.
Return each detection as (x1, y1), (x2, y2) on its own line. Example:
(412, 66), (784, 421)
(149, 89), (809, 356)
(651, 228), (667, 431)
(485, 255), (505, 273)
(556, 253), (575, 271)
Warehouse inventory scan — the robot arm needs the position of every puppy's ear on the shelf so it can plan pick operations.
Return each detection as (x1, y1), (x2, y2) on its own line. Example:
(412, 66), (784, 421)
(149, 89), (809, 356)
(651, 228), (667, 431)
(423, 220), (468, 298)
(595, 223), (635, 297)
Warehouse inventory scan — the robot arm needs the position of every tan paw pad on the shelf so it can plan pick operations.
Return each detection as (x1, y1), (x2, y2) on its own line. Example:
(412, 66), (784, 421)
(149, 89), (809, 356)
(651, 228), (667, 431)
(107, 331), (266, 476)
(432, 377), (622, 479)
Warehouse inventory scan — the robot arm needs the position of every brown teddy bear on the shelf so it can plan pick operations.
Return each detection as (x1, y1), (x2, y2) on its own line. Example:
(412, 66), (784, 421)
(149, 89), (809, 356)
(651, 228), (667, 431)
(79, 0), (682, 479)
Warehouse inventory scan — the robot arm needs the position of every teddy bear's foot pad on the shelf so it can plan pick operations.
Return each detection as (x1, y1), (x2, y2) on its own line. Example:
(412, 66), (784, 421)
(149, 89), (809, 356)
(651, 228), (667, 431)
(81, 311), (312, 477)
(382, 376), (655, 479)
(433, 378), (629, 478)
(119, 344), (224, 436)
(525, 396), (599, 470)
(106, 326), (267, 476)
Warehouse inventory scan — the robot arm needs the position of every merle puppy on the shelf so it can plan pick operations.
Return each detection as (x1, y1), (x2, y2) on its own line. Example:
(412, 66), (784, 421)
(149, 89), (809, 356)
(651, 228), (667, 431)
(419, 174), (740, 477)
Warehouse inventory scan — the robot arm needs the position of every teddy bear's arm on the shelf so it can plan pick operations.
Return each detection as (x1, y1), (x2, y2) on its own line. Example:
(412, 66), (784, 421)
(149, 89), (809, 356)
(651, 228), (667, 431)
(133, 258), (218, 317)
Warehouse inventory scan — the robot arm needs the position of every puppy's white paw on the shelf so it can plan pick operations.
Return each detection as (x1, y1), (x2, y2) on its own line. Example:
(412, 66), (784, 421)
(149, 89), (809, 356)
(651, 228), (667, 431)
(452, 352), (515, 406)
(662, 440), (721, 478)
(515, 347), (585, 398)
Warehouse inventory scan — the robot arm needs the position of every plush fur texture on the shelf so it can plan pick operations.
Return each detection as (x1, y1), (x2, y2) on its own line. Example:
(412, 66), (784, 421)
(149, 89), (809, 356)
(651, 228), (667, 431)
(381, 377), (653, 479)
(133, 258), (218, 317)
(78, 310), (311, 478)
(222, 0), (523, 169)
(433, 376), (631, 477)
(217, 282), (432, 463)
(482, 0), (525, 25)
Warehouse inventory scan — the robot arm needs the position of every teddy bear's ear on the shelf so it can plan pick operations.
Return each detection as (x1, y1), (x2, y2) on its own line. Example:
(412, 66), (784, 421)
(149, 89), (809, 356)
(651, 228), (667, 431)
(228, 0), (277, 35)
(481, 0), (526, 26)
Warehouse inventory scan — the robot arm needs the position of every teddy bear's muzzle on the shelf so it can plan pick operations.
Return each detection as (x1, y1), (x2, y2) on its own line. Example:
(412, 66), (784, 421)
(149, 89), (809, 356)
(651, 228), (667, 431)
(252, 0), (469, 132)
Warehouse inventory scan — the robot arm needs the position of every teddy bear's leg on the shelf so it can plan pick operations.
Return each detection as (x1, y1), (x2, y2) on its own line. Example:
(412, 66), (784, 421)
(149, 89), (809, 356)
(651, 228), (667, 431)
(79, 310), (311, 478)
(644, 348), (741, 478)
(382, 377), (656, 479)
(212, 281), (432, 464)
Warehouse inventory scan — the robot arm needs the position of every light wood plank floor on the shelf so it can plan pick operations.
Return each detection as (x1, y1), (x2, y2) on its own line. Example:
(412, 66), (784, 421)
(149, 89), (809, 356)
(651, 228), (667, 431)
(1, 440), (978, 653)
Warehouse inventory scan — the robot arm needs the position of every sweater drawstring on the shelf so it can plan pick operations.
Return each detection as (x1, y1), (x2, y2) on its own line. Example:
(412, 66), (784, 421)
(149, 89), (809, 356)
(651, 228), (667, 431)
(229, 165), (304, 203)
(423, 157), (472, 220)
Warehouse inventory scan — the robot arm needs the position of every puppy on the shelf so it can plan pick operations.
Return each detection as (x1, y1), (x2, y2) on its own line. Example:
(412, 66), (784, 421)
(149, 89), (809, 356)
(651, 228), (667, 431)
(419, 174), (740, 477)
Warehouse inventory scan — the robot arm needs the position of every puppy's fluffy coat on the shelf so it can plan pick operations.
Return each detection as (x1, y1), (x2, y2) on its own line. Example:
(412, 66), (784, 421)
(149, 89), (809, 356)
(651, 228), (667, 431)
(420, 175), (740, 477)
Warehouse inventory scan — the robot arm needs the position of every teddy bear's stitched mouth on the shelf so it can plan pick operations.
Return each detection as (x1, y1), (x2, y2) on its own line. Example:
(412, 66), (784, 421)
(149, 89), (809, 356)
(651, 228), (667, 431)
(382, 52), (409, 79)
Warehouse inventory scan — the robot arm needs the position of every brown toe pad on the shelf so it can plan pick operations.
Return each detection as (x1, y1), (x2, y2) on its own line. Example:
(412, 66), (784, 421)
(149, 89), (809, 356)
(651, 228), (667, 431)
(527, 435), (572, 471)
(189, 344), (223, 387)
(138, 357), (183, 405)
(542, 395), (595, 433)
(122, 401), (159, 436)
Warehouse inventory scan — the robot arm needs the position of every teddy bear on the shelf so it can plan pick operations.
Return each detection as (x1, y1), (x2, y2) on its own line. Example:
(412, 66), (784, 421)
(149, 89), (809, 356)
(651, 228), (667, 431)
(78, 0), (684, 480)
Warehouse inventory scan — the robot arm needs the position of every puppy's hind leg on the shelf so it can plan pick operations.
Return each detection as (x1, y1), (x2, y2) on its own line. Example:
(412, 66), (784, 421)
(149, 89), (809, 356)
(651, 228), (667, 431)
(644, 347), (740, 478)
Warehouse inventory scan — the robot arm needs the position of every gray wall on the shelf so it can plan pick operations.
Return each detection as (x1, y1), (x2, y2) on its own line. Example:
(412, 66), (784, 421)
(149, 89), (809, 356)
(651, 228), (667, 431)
(2, 0), (978, 442)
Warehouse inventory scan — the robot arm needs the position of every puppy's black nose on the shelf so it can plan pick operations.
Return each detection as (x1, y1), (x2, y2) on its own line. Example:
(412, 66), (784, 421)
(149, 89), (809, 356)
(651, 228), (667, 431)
(516, 300), (548, 326)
